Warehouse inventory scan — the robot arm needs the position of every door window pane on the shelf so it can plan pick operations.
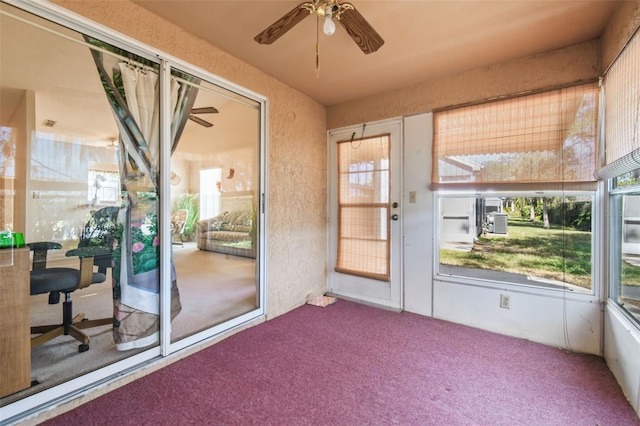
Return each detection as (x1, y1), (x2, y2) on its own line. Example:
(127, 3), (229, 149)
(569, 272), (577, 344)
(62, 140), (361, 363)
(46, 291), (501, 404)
(336, 135), (390, 281)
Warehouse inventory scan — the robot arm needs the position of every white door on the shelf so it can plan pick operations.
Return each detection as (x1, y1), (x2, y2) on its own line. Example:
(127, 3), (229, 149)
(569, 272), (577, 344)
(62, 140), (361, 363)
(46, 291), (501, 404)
(328, 119), (402, 309)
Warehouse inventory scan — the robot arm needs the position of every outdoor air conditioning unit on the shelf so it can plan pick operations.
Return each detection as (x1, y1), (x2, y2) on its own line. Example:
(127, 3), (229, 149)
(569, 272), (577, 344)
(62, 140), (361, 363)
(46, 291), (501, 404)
(492, 213), (508, 234)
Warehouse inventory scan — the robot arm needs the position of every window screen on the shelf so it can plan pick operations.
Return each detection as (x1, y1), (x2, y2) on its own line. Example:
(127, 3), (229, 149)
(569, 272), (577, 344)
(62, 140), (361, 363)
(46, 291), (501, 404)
(596, 31), (640, 179)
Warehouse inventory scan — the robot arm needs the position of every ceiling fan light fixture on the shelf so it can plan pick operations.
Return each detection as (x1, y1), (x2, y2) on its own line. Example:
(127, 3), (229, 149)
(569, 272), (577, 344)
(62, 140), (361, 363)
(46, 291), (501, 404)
(106, 137), (118, 150)
(323, 8), (336, 35)
(254, 0), (384, 54)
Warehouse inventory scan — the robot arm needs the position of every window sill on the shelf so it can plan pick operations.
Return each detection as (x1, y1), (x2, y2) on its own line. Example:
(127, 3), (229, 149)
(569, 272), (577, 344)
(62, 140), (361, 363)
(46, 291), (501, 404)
(434, 271), (598, 302)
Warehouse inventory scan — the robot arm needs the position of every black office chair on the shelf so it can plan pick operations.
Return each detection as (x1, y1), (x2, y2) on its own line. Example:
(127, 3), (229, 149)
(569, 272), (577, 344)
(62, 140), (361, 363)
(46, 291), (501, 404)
(28, 240), (113, 352)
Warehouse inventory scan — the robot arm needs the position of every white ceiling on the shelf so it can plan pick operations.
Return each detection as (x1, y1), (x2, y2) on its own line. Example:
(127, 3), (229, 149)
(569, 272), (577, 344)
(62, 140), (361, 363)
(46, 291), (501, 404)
(132, 0), (619, 106)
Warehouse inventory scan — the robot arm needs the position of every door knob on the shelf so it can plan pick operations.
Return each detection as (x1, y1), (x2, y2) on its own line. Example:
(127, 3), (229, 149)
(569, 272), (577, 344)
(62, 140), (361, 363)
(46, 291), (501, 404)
(391, 214), (399, 221)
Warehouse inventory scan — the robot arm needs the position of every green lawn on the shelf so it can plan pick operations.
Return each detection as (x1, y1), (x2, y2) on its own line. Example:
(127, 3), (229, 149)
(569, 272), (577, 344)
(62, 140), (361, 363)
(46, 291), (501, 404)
(622, 261), (640, 286)
(440, 217), (593, 289)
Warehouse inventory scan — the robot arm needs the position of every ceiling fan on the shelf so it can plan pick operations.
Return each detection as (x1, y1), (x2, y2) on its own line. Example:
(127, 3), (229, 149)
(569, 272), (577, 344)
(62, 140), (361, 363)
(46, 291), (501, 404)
(254, 0), (384, 55)
(188, 106), (219, 128)
(106, 138), (118, 150)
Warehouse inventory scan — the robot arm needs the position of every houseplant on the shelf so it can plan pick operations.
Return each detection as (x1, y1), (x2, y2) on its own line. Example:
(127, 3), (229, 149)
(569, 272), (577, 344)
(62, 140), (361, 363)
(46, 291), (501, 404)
(172, 193), (199, 241)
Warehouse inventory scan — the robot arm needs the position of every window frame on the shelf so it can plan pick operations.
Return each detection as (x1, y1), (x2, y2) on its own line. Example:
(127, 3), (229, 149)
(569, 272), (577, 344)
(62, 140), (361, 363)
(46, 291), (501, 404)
(434, 190), (600, 300)
(608, 179), (640, 327)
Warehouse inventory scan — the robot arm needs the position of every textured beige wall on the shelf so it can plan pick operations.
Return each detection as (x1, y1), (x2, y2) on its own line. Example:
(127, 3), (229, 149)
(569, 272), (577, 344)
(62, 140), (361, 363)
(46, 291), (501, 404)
(601, 0), (640, 71)
(327, 40), (600, 130)
(52, 0), (328, 319)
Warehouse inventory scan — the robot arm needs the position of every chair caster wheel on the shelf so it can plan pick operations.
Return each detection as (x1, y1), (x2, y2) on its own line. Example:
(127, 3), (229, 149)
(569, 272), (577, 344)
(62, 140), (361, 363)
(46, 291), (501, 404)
(78, 344), (90, 352)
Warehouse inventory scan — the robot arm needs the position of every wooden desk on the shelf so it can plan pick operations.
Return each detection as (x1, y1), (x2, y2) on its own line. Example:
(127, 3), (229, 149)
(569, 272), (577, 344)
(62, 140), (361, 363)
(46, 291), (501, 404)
(0, 247), (31, 398)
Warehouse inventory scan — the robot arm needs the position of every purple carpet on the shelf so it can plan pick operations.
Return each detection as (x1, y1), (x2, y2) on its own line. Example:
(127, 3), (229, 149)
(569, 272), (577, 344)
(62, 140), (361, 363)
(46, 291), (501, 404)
(44, 300), (638, 425)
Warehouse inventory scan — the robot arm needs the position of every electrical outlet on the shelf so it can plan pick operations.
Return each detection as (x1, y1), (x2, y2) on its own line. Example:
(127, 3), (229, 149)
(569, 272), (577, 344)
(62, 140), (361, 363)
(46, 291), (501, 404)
(500, 294), (510, 309)
(409, 191), (416, 203)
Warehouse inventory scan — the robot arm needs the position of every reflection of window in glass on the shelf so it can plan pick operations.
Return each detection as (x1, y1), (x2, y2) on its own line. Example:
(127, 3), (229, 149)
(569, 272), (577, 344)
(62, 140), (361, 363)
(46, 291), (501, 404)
(32, 133), (87, 181)
(199, 168), (222, 220)
(1, 126), (16, 231)
(438, 194), (593, 292)
(88, 168), (120, 205)
(0, 126), (16, 177)
(28, 133), (119, 245)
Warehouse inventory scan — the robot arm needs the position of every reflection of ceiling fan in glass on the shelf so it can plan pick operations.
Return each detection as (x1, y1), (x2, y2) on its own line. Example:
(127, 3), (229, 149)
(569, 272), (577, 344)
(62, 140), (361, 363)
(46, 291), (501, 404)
(106, 138), (118, 150)
(188, 106), (219, 128)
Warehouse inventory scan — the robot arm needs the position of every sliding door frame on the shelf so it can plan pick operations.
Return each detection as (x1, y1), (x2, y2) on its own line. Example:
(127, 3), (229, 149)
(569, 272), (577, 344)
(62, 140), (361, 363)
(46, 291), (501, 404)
(1, 0), (267, 422)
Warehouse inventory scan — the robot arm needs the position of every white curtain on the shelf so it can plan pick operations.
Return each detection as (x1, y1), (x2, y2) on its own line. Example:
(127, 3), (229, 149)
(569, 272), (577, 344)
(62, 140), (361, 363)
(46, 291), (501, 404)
(117, 64), (160, 317)
(86, 37), (197, 350)
(114, 65), (187, 350)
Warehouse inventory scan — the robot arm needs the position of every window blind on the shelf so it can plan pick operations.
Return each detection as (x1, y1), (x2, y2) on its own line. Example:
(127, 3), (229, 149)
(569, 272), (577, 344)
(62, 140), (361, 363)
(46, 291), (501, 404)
(336, 135), (390, 281)
(595, 30), (640, 181)
(433, 83), (599, 191)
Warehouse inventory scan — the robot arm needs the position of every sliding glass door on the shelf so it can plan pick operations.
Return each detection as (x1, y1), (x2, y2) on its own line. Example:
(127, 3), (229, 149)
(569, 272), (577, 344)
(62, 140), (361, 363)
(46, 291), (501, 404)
(0, 1), (265, 421)
(1, 4), (159, 408)
(168, 70), (262, 346)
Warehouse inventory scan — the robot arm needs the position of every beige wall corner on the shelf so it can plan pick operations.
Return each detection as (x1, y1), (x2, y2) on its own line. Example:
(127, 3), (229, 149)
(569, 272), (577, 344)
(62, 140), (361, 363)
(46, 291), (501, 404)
(52, 0), (329, 319)
(601, 0), (640, 71)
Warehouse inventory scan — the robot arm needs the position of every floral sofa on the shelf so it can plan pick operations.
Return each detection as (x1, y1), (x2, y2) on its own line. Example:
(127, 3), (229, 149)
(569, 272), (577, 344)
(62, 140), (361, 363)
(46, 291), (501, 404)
(196, 210), (254, 258)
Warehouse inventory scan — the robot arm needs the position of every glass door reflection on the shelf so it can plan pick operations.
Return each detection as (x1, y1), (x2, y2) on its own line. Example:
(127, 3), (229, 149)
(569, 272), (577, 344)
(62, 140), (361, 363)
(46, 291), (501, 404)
(169, 72), (260, 342)
(0, 3), (161, 404)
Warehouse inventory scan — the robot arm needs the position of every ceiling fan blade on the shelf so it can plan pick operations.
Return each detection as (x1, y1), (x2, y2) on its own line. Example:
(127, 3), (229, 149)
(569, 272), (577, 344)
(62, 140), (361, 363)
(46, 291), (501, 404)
(191, 106), (219, 114)
(188, 115), (213, 128)
(254, 2), (313, 45)
(338, 5), (384, 55)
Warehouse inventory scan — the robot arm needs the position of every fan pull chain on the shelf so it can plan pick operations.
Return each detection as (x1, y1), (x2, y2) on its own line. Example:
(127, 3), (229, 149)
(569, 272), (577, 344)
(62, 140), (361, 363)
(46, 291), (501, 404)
(316, 15), (320, 78)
